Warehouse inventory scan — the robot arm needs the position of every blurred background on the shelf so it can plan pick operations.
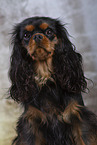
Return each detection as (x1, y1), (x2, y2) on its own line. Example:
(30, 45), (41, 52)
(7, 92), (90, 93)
(0, 0), (97, 144)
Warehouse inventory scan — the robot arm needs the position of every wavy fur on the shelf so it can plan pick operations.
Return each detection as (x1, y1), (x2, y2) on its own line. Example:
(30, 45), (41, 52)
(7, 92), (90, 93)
(9, 17), (97, 145)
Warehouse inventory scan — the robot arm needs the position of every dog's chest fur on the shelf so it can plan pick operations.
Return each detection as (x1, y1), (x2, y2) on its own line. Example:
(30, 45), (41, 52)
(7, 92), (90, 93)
(34, 57), (54, 86)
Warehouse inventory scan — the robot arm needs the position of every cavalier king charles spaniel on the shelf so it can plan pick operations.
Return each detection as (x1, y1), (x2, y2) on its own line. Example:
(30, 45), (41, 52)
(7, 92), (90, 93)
(9, 17), (97, 145)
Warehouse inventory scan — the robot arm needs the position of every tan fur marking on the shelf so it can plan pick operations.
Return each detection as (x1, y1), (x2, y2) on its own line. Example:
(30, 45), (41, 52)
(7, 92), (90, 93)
(62, 101), (82, 123)
(34, 57), (54, 86)
(25, 25), (35, 31)
(88, 133), (97, 145)
(58, 101), (82, 123)
(24, 106), (47, 145)
(24, 106), (47, 125)
(58, 102), (86, 145)
(40, 23), (49, 30)
(27, 33), (57, 58)
(72, 125), (85, 145)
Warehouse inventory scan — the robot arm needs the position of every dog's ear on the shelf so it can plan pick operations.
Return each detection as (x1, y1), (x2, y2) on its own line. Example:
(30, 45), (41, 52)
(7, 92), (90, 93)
(53, 21), (87, 93)
(9, 25), (37, 103)
(9, 25), (22, 87)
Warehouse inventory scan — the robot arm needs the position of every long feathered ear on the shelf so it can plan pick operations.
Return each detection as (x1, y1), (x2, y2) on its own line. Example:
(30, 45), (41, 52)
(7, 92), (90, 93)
(9, 25), (38, 103)
(53, 21), (87, 93)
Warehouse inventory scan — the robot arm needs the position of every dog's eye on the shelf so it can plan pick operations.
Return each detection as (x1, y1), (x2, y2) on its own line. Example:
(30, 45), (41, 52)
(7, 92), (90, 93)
(23, 32), (31, 41)
(45, 29), (54, 37)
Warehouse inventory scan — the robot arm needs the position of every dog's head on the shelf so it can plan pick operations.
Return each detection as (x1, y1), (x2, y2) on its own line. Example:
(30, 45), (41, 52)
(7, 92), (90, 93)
(11, 17), (73, 61)
(12, 17), (59, 60)
(10, 17), (87, 102)
(23, 20), (58, 61)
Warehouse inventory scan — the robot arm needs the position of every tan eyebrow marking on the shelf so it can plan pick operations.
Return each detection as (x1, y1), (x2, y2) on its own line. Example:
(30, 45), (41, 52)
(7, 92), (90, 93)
(40, 23), (49, 30)
(25, 25), (35, 31)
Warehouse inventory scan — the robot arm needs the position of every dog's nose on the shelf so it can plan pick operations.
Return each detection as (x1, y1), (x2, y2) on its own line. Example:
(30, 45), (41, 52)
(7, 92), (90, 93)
(33, 34), (43, 42)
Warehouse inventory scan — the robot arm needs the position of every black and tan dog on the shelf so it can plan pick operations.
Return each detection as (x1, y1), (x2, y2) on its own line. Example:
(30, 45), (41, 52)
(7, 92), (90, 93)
(9, 16), (97, 145)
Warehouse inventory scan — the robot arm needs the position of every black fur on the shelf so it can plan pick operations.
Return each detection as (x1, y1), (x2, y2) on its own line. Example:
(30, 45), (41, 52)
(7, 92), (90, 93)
(9, 17), (97, 145)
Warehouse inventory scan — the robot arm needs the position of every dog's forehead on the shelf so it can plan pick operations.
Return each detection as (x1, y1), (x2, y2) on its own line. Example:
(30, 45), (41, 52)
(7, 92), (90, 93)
(22, 17), (56, 31)
(24, 22), (49, 32)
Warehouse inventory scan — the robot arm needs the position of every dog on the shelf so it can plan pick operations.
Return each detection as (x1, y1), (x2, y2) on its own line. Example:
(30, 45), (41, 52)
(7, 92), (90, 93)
(9, 16), (97, 145)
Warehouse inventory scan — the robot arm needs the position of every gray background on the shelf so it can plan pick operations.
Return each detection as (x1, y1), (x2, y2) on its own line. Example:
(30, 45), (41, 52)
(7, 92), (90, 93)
(0, 0), (97, 144)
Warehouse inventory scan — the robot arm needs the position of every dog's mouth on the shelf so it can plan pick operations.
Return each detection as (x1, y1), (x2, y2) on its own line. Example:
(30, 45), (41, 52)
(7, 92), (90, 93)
(31, 46), (53, 61)
(27, 33), (57, 61)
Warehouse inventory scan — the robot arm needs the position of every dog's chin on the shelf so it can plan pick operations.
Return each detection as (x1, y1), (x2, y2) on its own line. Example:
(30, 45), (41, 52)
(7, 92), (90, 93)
(31, 47), (53, 61)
